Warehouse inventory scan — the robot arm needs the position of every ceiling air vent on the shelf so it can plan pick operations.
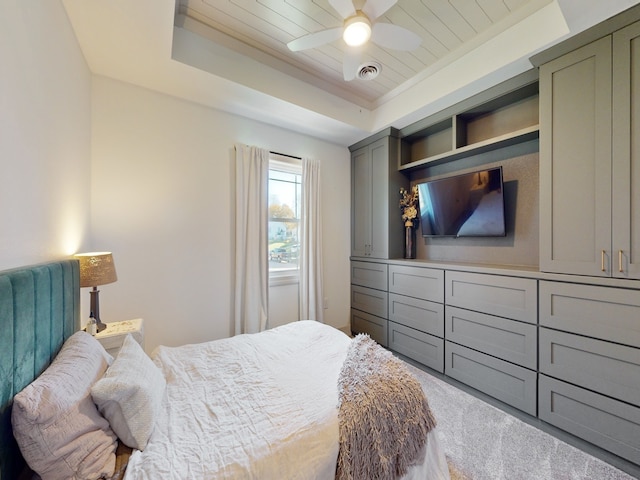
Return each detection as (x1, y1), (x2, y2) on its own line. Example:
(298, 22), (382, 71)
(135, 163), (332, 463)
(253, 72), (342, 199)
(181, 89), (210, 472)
(357, 62), (381, 81)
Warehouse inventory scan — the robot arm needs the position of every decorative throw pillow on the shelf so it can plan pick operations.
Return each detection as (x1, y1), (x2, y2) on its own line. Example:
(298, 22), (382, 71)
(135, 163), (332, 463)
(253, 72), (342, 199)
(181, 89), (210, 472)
(11, 331), (117, 480)
(91, 334), (166, 450)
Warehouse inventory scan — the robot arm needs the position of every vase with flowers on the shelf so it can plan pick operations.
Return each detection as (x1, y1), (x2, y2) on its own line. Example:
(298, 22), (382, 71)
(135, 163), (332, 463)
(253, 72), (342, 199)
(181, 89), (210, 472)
(399, 185), (419, 259)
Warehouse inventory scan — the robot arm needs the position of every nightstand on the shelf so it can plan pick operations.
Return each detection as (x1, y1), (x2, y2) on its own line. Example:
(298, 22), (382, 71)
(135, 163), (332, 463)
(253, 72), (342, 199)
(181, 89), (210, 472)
(95, 318), (145, 357)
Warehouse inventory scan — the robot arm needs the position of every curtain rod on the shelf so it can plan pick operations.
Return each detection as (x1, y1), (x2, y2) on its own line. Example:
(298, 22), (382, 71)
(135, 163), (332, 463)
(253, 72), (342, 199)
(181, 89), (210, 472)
(270, 151), (301, 160)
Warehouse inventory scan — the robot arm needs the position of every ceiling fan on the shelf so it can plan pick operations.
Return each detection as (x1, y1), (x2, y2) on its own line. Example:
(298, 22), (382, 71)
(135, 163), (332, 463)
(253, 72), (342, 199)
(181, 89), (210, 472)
(286, 0), (422, 81)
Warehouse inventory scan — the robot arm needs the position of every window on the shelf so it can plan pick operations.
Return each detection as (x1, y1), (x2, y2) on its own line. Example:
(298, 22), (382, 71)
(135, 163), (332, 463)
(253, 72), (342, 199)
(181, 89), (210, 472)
(268, 154), (302, 282)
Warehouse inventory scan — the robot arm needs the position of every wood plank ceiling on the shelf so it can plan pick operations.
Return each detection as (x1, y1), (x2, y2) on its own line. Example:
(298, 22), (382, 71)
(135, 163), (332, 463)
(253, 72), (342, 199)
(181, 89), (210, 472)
(175, 0), (539, 108)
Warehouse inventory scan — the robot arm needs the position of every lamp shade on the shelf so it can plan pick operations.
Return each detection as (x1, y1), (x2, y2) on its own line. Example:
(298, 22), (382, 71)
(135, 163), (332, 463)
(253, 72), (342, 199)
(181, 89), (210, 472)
(75, 252), (118, 287)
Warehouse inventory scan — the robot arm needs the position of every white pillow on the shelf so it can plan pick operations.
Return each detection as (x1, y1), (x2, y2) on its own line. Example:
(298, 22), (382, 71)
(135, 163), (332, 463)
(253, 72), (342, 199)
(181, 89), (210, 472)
(12, 331), (117, 480)
(91, 334), (166, 450)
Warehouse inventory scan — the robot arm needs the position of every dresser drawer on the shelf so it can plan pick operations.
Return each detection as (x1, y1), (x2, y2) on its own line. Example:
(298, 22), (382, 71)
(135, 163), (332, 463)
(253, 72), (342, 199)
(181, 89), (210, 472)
(445, 306), (537, 369)
(389, 293), (444, 337)
(540, 328), (640, 407)
(539, 374), (640, 465)
(539, 281), (640, 348)
(445, 271), (537, 323)
(351, 284), (387, 318)
(388, 322), (444, 373)
(351, 309), (387, 347)
(388, 265), (444, 302)
(445, 341), (537, 415)
(351, 261), (388, 290)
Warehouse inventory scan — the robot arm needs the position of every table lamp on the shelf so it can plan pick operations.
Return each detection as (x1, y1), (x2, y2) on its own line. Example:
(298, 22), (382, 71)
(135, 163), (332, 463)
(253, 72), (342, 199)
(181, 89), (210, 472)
(75, 252), (117, 333)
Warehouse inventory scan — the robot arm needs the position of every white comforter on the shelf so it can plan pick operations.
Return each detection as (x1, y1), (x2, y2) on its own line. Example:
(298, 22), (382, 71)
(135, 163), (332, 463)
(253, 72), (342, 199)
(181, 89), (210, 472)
(124, 321), (450, 480)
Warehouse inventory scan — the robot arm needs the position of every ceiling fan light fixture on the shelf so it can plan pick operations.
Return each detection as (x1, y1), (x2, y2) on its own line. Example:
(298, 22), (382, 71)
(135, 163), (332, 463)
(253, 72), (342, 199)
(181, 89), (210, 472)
(343, 13), (371, 47)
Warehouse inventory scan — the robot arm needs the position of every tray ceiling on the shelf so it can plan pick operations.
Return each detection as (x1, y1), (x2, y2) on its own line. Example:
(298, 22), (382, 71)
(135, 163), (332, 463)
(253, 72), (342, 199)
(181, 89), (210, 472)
(175, 0), (541, 109)
(62, 0), (640, 145)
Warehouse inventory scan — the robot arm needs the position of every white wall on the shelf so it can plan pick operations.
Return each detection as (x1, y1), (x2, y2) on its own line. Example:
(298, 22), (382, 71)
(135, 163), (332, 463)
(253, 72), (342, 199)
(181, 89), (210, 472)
(91, 77), (351, 352)
(0, 0), (92, 270)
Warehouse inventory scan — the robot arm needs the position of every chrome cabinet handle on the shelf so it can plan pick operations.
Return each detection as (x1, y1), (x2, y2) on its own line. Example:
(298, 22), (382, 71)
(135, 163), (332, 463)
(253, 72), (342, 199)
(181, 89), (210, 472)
(601, 249), (606, 272)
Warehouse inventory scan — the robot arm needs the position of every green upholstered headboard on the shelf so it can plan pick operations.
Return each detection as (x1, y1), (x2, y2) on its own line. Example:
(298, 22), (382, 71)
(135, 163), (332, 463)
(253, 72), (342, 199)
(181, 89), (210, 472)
(0, 260), (80, 479)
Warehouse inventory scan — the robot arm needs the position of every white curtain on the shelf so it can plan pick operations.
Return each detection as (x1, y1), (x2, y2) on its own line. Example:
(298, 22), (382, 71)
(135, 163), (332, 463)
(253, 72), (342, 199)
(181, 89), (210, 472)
(299, 156), (324, 322)
(233, 144), (269, 335)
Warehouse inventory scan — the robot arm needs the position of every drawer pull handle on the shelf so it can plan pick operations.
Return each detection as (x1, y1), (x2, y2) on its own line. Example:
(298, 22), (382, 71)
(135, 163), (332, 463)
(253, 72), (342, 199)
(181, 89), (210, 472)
(619, 250), (624, 273)
(601, 249), (606, 272)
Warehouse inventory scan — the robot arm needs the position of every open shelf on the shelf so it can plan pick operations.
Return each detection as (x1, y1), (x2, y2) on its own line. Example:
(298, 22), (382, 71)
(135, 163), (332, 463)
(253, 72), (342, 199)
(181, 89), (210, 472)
(399, 76), (539, 172)
(399, 124), (539, 172)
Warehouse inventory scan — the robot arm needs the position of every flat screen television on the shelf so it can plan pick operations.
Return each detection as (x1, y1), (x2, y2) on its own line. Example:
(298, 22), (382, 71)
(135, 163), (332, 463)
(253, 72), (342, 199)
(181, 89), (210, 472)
(417, 166), (506, 237)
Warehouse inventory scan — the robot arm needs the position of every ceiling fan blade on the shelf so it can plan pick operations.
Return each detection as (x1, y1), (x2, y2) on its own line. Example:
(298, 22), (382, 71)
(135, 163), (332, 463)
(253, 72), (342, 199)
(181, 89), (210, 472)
(343, 48), (362, 81)
(328, 0), (356, 19)
(287, 27), (343, 51)
(371, 23), (421, 51)
(361, 0), (397, 21)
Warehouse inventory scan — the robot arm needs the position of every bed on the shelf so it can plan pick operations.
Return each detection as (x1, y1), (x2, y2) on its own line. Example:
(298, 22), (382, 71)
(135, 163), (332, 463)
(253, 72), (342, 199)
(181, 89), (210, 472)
(0, 260), (80, 479)
(0, 260), (450, 480)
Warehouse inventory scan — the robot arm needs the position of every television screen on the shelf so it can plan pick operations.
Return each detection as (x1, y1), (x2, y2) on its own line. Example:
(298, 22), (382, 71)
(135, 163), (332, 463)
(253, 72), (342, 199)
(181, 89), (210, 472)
(418, 167), (506, 237)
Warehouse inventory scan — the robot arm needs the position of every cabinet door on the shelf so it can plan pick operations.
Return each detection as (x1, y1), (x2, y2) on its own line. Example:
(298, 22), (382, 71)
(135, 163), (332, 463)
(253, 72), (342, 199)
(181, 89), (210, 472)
(369, 137), (391, 259)
(539, 374), (640, 465)
(351, 309), (388, 347)
(445, 271), (537, 324)
(539, 280), (640, 349)
(540, 37), (613, 276)
(351, 145), (371, 257)
(388, 264), (444, 302)
(613, 21), (640, 279)
(351, 261), (387, 290)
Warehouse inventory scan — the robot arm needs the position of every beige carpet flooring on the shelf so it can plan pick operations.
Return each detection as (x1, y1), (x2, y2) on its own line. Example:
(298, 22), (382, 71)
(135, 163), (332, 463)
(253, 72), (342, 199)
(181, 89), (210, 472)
(403, 362), (638, 480)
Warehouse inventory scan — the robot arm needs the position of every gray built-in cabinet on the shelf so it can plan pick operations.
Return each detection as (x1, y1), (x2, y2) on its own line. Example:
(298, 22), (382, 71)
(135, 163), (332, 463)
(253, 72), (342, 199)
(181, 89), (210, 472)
(350, 130), (407, 259)
(444, 271), (538, 416)
(349, 6), (640, 475)
(533, 15), (640, 466)
(387, 265), (445, 372)
(539, 20), (640, 279)
(350, 260), (640, 466)
(538, 280), (640, 465)
(350, 261), (388, 346)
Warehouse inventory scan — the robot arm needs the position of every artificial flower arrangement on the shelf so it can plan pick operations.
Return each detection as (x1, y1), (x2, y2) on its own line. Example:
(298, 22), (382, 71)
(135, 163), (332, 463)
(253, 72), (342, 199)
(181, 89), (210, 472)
(399, 185), (419, 228)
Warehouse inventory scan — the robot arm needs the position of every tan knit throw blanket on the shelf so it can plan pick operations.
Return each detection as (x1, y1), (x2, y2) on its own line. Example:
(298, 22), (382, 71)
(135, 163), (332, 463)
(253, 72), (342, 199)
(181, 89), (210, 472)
(336, 334), (437, 480)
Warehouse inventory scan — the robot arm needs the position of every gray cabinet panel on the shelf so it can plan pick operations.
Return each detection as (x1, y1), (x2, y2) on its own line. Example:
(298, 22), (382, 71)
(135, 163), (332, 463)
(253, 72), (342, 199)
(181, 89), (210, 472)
(445, 271), (537, 323)
(539, 374), (640, 465)
(539, 36), (613, 276)
(446, 306), (537, 369)
(540, 328), (640, 407)
(612, 21), (640, 279)
(351, 146), (371, 258)
(369, 138), (392, 259)
(351, 261), (388, 290)
(351, 309), (387, 347)
(539, 280), (640, 348)
(445, 342), (537, 415)
(389, 293), (444, 337)
(388, 322), (444, 372)
(350, 134), (406, 259)
(388, 264), (444, 302)
(350, 285), (387, 318)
